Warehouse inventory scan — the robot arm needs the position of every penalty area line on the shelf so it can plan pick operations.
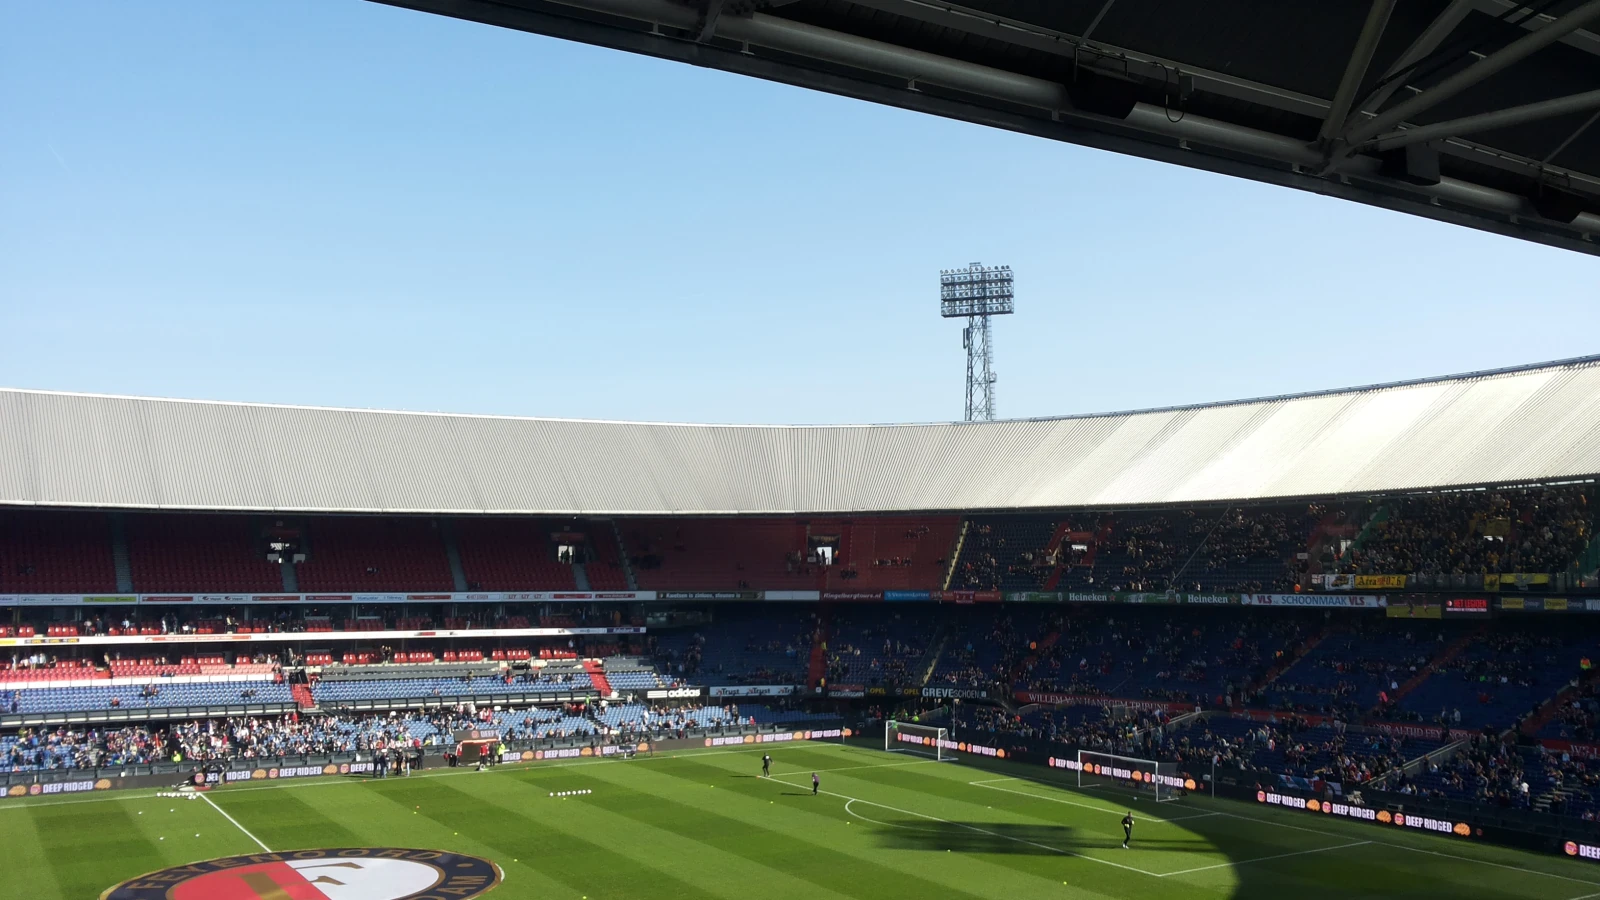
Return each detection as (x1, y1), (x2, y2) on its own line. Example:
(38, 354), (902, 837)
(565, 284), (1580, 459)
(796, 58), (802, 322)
(774, 759), (941, 777)
(968, 778), (1211, 824)
(966, 773), (1600, 889)
(201, 793), (272, 853)
(1156, 840), (1371, 877)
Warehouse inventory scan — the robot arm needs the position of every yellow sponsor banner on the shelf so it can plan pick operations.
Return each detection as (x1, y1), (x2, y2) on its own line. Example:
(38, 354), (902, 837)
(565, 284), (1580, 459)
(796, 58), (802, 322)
(1498, 573), (1551, 586)
(1500, 597), (1526, 610)
(1483, 575), (1501, 592)
(1547, 597), (1570, 612)
(1355, 575), (1407, 590)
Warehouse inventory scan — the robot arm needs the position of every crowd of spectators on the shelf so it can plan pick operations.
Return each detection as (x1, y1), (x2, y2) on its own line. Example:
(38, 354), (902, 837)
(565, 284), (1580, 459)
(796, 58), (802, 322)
(1396, 734), (1531, 809)
(0, 698), (798, 772)
(824, 610), (928, 690)
(1100, 506), (1313, 594)
(1013, 609), (1312, 710)
(1330, 487), (1592, 577)
(953, 518), (1093, 591)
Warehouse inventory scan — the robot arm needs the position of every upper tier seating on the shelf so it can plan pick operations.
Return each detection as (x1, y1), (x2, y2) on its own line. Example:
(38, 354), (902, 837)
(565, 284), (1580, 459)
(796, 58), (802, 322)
(584, 523), (631, 590)
(623, 517), (958, 591)
(0, 511), (117, 594)
(454, 518), (577, 591)
(295, 518), (454, 592)
(126, 513), (283, 593)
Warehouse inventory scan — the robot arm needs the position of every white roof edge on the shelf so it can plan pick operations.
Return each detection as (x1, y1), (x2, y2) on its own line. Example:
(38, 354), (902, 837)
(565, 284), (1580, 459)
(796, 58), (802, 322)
(4, 353), (1596, 429)
(4, 355), (1598, 515)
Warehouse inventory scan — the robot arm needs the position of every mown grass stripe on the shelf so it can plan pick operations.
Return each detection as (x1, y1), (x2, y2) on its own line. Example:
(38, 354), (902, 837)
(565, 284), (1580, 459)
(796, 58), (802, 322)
(214, 783), (370, 851)
(444, 769), (863, 900)
(30, 799), (171, 900)
(635, 747), (1136, 900)
(577, 763), (994, 900)
(379, 773), (724, 899)
(5, 796), (66, 900)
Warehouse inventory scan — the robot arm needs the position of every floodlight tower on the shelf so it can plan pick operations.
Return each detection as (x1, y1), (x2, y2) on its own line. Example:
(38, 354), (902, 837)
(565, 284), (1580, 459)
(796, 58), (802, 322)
(940, 262), (1014, 421)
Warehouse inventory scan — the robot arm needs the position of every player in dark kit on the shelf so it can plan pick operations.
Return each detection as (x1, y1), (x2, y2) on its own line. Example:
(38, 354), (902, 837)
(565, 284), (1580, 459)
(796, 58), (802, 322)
(812, 772), (820, 795)
(762, 754), (771, 777)
(1122, 812), (1134, 849)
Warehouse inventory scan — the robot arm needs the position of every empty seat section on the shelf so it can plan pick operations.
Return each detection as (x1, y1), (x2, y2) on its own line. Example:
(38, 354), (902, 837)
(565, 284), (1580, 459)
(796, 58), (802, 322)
(295, 518), (454, 592)
(819, 517), (960, 591)
(0, 511), (117, 594)
(453, 518), (575, 591)
(623, 518), (816, 590)
(126, 513), (282, 592)
(584, 523), (630, 590)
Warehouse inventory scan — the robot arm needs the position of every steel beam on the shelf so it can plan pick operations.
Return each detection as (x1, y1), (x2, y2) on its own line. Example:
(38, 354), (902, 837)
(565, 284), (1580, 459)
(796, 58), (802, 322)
(843, 0), (1330, 117)
(1320, 0), (1398, 142)
(1082, 0), (1118, 41)
(1365, 88), (1600, 151)
(1479, 0), (1600, 59)
(695, 0), (725, 43)
(1545, 108), (1600, 163)
(535, 0), (1600, 229)
(370, 0), (1600, 246)
(1357, 0), (1474, 116)
(1344, 0), (1600, 147)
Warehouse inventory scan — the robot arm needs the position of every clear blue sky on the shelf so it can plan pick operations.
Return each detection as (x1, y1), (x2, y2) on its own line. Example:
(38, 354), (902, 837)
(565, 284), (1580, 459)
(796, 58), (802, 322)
(4, 1), (1598, 425)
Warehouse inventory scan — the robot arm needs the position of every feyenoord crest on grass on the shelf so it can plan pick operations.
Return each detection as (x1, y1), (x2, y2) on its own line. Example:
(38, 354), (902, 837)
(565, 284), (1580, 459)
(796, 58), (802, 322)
(100, 848), (502, 900)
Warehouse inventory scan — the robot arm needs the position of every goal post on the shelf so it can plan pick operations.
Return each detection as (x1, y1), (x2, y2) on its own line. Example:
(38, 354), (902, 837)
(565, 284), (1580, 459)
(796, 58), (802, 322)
(1076, 750), (1185, 802)
(885, 720), (950, 761)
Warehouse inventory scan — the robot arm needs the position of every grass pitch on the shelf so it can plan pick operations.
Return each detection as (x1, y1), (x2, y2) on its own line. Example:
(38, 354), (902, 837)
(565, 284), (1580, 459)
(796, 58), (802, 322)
(2, 742), (1597, 900)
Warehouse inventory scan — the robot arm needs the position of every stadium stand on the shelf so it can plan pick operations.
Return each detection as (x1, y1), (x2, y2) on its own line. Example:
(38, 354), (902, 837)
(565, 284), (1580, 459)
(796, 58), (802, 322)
(1, 682), (292, 715)
(651, 605), (818, 685)
(125, 513), (283, 593)
(1327, 486), (1592, 578)
(624, 518), (822, 591)
(584, 522), (631, 590)
(621, 517), (958, 592)
(454, 517), (577, 591)
(956, 506), (1321, 594)
(825, 606), (940, 690)
(295, 517), (455, 592)
(0, 510), (117, 594)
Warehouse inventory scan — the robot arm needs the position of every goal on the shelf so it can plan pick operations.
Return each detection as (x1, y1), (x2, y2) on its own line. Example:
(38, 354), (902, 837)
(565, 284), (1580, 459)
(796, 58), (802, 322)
(885, 721), (950, 761)
(1076, 750), (1184, 802)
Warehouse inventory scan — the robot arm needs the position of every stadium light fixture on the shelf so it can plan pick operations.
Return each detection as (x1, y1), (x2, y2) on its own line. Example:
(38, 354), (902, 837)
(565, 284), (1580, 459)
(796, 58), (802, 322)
(940, 262), (1013, 422)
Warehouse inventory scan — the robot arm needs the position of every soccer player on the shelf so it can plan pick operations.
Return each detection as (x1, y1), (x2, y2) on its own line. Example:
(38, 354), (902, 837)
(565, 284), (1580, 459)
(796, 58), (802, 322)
(1121, 811), (1134, 849)
(762, 754), (772, 777)
(812, 772), (820, 795)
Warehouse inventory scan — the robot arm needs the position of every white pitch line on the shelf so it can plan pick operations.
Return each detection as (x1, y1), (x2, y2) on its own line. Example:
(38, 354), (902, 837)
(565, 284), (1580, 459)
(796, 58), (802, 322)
(1565, 891), (1600, 900)
(200, 793), (272, 853)
(1204, 810), (1600, 888)
(967, 772), (1600, 889)
(1157, 840), (1371, 877)
(781, 759), (940, 777)
(968, 778), (1214, 824)
(769, 775), (1163, 878)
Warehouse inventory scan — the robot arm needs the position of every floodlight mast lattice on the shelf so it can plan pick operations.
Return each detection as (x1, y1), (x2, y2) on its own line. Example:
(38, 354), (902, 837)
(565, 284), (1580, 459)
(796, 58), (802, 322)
(940, 262), (1014, 421)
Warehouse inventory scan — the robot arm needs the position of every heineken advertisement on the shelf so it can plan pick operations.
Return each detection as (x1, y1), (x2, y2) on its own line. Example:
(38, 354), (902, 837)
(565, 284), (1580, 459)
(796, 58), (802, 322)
(1006, 591), (1241, 604)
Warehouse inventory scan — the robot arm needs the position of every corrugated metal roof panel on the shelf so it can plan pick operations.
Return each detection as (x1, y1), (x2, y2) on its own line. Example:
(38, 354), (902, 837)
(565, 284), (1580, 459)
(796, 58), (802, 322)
(2, 356), (1596, 514)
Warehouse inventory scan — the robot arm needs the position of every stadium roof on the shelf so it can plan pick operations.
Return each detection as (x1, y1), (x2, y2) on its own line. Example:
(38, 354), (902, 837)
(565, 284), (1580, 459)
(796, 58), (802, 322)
(3, 357), (1599, 516)
(374, 0), (1600, 256)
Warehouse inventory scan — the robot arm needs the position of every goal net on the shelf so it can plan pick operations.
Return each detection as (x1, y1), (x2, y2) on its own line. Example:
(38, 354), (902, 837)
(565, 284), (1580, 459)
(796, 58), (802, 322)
(1076, 750), (1184, 802)
(885, 721), (950, 761)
